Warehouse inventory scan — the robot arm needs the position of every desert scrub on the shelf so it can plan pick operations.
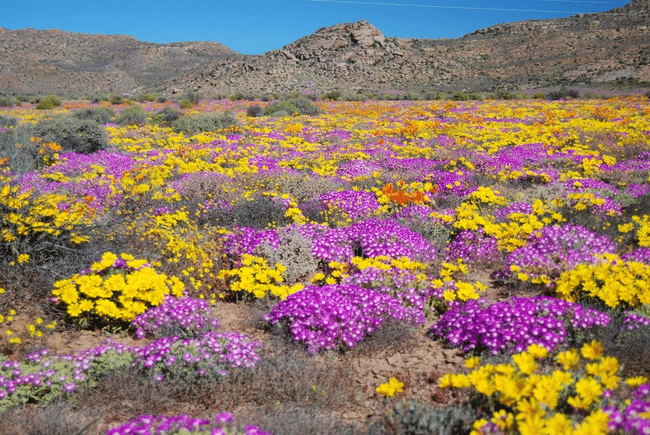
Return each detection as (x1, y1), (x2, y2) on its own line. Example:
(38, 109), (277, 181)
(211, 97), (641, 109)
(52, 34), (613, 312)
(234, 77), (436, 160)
(263, 97), (320, 117)
(31, 114), (110, 154)
(372, 399), (480, 435)
(171, 111), (239, 135)
(256, 225), (318, 285)
(115, 105), (149, 126)
(51, 252), (185, 329)
(72, 106), (115, 124)
(35, 94), (62, 110)
(150, 106), (182, 126)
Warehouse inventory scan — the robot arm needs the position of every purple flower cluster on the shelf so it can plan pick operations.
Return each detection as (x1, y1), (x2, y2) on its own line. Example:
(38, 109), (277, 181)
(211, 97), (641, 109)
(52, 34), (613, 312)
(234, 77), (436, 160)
(626, 184), (650, 199)
(221, 227), (280, 258)
(265, 284), (411, 353)
(336, 159), (382, 179)
(131, 296), (221, 339)
(493, 202), (533, 222)
(605, 384), (650, 435)
(310, 218), (437, 263)
(445, 229), (499, 265)
(107, 412), (271, 435)
(0, 341), (133, 410)
(566, 178), (618, 195)
(341, 266), (436, 325)
(430, 296), (611, 354)
(132, 331), (261, 380)
(622, 247), (650, 265)
(501, 224), (616, 282)
(319, 189), (380, 220)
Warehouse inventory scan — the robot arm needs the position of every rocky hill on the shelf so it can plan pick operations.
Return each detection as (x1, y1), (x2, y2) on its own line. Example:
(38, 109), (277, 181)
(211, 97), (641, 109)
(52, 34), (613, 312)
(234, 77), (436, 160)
(1, 0), (649, 96)
(0, 27), (236, 96)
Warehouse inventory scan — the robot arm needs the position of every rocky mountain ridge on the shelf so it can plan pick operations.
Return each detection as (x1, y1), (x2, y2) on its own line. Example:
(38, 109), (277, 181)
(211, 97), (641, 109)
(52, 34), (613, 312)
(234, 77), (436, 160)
(1, 0), (649, 96)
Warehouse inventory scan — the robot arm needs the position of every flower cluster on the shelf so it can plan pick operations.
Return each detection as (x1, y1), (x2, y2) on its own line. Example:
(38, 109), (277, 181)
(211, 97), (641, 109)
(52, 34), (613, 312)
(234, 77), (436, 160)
(501, 224), (616, 286)
(265, 283), (410, 353)
(310, 218), (437, 263)
(555, 253), (650, 308)
(604, 383), (650, 435)
(51, 252), (185, 326)
(319, 189), (380, 222)
(445, 228), (499, 265)
(132, 331), (261, 381)
(430, 296), (611, 354)
(440, 342), (635, 435)
(131, 295), (220, 339)
(218, 254), (303, 300)
(107, 412), (271, 435)
(376, 377), (405, 397)
(0, 342), (134, 411)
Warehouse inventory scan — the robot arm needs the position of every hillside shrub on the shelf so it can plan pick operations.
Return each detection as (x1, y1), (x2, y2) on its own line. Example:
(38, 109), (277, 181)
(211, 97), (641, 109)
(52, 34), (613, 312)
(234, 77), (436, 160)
(171, 111), (239, 135)
(546, 88), (580, 100)
(72, 107), (115, 124)
(151, 106), (182, 126)
(0, 95), (15, 107)
(32, 115), (110, 154)
(264, 97), (319, 117)
(246, 104), (264, 117)
(110, 94), (125, 105)
(322, 90), (341, 101)
(452, 91), (470, 101)
(115, 106), (149, 126)
(35, 95), (62, 110)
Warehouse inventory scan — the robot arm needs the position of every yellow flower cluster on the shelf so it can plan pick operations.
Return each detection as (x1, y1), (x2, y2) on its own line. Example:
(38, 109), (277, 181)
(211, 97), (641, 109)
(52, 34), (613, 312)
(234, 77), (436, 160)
(51, 252), (184, 325)
(555, 253), (650, 308)
(631, 214), (650, 247)
(376, 377), (404, 397)
(1, 180), (93, 263)
(218, 254), (303, 300)
(441, 342), (627, 435)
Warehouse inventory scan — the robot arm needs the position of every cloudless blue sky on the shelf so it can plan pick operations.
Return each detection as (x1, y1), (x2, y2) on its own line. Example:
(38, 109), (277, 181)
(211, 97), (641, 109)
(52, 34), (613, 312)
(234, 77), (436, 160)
(0, 0), (631, 55)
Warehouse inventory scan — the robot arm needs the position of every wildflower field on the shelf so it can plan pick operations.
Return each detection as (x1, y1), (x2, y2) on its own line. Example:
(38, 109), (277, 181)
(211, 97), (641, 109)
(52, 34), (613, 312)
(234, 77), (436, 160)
(0, 94), (649, 434)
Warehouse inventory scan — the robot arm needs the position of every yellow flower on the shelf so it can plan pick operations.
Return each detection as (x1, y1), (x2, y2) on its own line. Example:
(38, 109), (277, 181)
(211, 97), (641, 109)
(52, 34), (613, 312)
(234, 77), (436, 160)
(575, 376), (603, 406)
(527, 344), (549, 359)
(543, 413), (573, 435)
(376, 377), (404, 397)
(16, 253), (29, 264)
(625, 376), (649, 387)
(557, 349), (580, 370)
(465, 356), (480, 369)
(513, 352), (538, 375)
(581, 340), (604, 360)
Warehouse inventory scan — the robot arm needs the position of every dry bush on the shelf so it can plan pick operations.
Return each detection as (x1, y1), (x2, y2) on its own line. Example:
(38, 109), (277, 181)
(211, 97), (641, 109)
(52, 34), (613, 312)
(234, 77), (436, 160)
(245, 406), (362, 435)
(0, 400), (100, 435)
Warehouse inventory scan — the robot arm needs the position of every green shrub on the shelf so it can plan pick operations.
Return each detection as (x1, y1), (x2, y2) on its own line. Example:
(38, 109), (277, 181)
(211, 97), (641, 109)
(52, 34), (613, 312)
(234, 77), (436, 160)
(495, 90), (517, 100)
(0, 122), (41, 173)
(134, 93), (157, 102)
(178, 98), (193, 109)
(110, 94), (125, 105)
(246, 104), (265, 117)
(115, 106), (149, 126)
(229, 91), (244, 101)
(0, 95), (15, 107)
(532, 92), (545, 99)
(32, 115), (110, 154)
(322, 90), (342, 101)
(171, 111), (239, 135)
(72, 107), (115, 124)
(264, 97), (319, 117)
(452, 91), (469, 101)
(36, 95), (62, 110)
(545, 88), (580, 100)
(150, 106), (182, 126)
(372, 399), (481, 435)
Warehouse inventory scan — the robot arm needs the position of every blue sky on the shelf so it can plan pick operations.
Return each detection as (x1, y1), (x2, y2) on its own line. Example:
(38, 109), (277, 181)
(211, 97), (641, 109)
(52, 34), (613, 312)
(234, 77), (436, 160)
(1, 0), (630, 55)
